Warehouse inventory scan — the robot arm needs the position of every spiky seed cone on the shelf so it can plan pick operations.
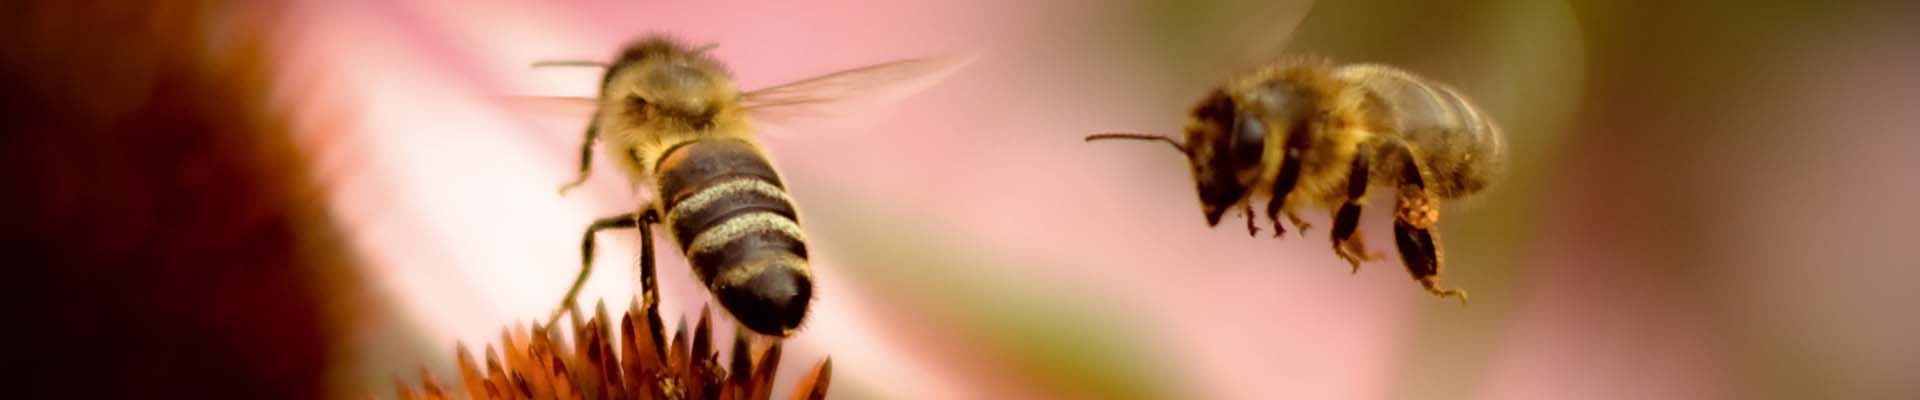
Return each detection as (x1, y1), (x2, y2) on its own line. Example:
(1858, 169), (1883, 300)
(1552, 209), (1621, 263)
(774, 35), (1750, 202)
(396, 296), (832, 399)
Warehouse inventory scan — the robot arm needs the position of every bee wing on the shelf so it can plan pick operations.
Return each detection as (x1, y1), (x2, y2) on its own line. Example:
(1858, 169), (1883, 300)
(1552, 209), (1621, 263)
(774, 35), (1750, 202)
(495, 95), (599, 119)
(740, 53), (975, 137)
(496, 59), (609, 118)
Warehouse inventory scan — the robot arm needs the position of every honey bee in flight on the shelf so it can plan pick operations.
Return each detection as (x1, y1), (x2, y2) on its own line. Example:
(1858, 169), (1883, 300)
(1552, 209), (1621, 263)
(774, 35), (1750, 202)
(531, 35), (968, 336)
(1086, 56), (1504, 302)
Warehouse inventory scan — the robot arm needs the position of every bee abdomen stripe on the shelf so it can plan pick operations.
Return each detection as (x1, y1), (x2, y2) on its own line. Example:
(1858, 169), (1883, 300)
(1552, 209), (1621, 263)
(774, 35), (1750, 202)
(657, 138), (784, 212)
(688, 212), (805, 255)
(716, 253), (810, 288)
(667, 177), (798, 246)
(687, 212), (809, 285)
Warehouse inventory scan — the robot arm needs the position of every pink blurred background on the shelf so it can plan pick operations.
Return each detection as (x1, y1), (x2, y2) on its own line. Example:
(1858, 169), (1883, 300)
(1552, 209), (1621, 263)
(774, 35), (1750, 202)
(290, 0), (1920, 398)
(10, 0), (1917, 398)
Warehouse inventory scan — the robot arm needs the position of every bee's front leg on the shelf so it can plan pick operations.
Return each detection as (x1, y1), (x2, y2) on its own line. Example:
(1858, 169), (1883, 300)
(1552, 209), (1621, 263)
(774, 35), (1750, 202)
(557, 118), (600, 195)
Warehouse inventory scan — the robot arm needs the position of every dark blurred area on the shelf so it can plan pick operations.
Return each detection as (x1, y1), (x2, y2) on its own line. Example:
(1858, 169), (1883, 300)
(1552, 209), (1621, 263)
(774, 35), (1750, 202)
(1, 2), (364, 397)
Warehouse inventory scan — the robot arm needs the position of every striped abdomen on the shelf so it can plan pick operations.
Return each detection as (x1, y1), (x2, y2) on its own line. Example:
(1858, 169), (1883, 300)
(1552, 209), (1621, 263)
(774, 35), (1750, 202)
(655, 138), (813, 336)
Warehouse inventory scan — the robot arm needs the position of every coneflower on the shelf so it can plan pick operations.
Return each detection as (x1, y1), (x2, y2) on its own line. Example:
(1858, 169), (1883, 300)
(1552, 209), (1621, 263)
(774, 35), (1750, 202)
(396, 296), (830, 400)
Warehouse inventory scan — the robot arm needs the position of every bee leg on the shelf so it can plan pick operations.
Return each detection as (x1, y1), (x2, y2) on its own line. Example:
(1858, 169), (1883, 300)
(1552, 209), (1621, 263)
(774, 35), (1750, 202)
(557, 119), (600, 195)
(1330, 149), (1381, 273)
(1392, 185), (1467, 303)
(1242, 201), (1260, 237)
(549, 209), (660, 327)
(631, 209), (669, 359)
(635, 209), (662, 306)
(1286, 210), (1311, 235)
(1266, 127), (1313, 237)
(1262, 197), (1290, 238)
(1330, 205), (1377, 274)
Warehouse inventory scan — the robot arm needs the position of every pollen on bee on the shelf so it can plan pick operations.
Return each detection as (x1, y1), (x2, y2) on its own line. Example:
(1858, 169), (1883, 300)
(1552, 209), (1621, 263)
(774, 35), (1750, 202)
(1396, 192), (1440, 229)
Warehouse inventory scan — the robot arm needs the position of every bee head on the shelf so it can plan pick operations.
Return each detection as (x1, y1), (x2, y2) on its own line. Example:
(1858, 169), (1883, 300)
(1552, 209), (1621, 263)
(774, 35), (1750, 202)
(1085, 90), (1267, 227)
(602, 36), (735, 129)
(1186, 90), (1271, 226)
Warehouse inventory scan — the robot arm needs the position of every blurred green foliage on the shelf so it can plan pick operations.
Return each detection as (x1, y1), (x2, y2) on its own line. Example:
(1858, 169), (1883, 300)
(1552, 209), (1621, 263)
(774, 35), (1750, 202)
(802, 179), (1181, 399)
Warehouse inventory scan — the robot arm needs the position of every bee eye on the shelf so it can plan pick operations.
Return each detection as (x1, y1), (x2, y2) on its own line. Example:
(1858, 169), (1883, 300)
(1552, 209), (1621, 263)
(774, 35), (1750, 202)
(1229, 113), (1266, 165)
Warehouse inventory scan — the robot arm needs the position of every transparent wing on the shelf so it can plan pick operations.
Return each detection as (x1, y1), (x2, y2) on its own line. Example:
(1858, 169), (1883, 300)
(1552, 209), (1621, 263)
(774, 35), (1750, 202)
(498, 59), (607, 118)
(740, 53), (976, 137)
(495, 95), (599, 118)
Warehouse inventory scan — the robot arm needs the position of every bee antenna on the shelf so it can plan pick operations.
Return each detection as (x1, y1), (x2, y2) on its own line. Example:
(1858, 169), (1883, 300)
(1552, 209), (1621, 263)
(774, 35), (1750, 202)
(531, 60), (608, 69)
(1085, 133), (1188, 154)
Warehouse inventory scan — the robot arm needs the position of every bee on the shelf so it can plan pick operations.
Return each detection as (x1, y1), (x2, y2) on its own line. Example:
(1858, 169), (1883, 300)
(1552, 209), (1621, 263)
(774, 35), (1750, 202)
(1086, 56), (1504, 302)
(532, 35), (966, 336)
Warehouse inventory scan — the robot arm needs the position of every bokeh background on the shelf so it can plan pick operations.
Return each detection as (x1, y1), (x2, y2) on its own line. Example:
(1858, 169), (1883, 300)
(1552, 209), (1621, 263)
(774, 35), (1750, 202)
(8, 0), (1918, 399)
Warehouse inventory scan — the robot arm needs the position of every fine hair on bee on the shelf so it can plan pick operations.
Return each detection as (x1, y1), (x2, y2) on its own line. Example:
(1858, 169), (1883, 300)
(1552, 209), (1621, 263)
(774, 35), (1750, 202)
(532, 35), (968, 337)
(1086, 55), (1505, 303)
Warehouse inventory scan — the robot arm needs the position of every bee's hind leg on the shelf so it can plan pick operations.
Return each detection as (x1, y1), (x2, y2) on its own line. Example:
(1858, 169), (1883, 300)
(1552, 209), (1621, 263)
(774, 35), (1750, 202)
(1387, 142), (1467, 303)
(549, 208), (661, 327)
